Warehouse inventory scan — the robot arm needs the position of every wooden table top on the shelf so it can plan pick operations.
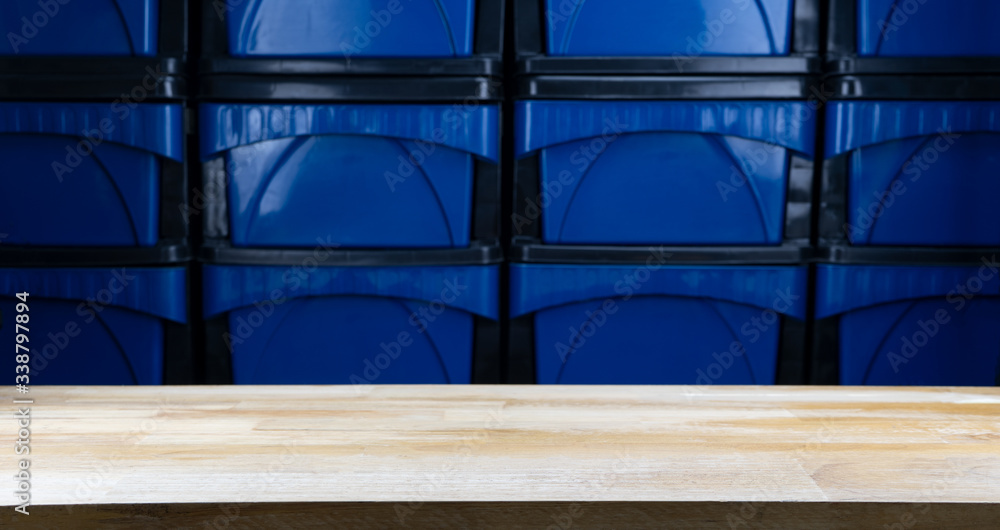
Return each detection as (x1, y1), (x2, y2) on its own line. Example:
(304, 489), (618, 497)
(3, 385), (999, 528)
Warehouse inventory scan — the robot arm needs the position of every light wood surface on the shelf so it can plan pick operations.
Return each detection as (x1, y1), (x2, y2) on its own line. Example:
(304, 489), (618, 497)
(2, 385), (999, 528)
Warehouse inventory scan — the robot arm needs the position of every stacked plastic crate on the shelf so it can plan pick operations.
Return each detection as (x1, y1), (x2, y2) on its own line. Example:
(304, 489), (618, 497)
(813, 0), (1000, 386)
(0, 0), (192, 385)
(507, 0), (822, 384)
(197, 0), (505, 384)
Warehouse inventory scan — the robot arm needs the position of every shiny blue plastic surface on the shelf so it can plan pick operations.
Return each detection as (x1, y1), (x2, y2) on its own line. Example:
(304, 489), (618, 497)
(0, 267), (187, 385)
(858, 1), (1000, 57)
(816, 264), (1000, 386)
(827, 101), (1000, 247)
(511, 263), (807, 385)
(0, 0), (159, 56)
(516, 100), (814, 245)
(201, 103), (499, 249)
(225, 0), (475, 57)
(203, 264), (499, 384)
(0, 102), (183, 247)
(544, 0), (793, 57)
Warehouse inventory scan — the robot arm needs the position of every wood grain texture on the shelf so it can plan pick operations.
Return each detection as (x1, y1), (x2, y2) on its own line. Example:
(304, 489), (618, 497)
(1, 385), (998, 527)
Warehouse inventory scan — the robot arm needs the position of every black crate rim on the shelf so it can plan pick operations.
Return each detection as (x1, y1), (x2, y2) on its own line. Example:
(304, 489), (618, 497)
(0, 243), (191, 267)
(0, 57), (186, 77)
(199, 242), (503, 267)
(826, 57), (1000, 76)
(516, 75), (822, 100)
(828, 75), (1000, 100)
(200, 57), (502, 77)
(518, 56), (821, 76)
(818, 246), (1000, 266)
(511, 241), (812, 266)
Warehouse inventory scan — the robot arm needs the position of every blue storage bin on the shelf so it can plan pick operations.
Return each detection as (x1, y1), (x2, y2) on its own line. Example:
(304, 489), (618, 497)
(515, 100), (815, 245)
(857, 1), (1000, 58)
(826, 101), (1000, 247)
(1, 266), (187, 385)
(0, 0), (159, 56)
(816, 264), (1000, 386)
(200, 103), (499, 249)
(543, 0), (794, 57)
(223, 0), (475, 58)
(0, 102), (184, 248)
(203, 263), (499, 384)
(511, 263), (807, 384)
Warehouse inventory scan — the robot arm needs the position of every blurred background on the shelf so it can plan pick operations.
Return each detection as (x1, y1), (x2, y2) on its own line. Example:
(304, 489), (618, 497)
(2, 0), (999, 388)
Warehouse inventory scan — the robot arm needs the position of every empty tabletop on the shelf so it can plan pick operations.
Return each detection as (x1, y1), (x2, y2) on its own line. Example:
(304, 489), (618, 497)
(2, 385), (999, 528)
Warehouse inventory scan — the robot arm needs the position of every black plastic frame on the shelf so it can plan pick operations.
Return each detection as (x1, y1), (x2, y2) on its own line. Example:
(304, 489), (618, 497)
(818, 75), (1000, 265)
(515, 0), (821, 75)
(518, 74), (822, 99)
(825, 0), (1000, 75)
(0, 74), (187, 102)
(163, 262), (195, 385)
(202, 243), (502, 268)
(507, 301), (808, 385)
(809, 313), (840, 385)
(827, 75), (1000, 100)
(199, 0), (503, 77)
(511, 75), (820, 265)
(0, 0), (188, 76)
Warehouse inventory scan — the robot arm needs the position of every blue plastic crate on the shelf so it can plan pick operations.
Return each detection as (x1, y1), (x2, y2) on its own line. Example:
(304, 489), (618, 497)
(0, 102), (184, 248)
(515, 100), (815, 245)
(1, 266), (187, 385)
(0, 0), (159, 56)
(510, 263), (807, 384)
(543, 0), (794, 57)
(857, 1), (1000, 58)
(200, 103), (499, 249)
(826, 101), (1000, 247)
(817, 264), (1000, 386)
(223, 0), (475, 58)
(203, 263), (499, 384)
